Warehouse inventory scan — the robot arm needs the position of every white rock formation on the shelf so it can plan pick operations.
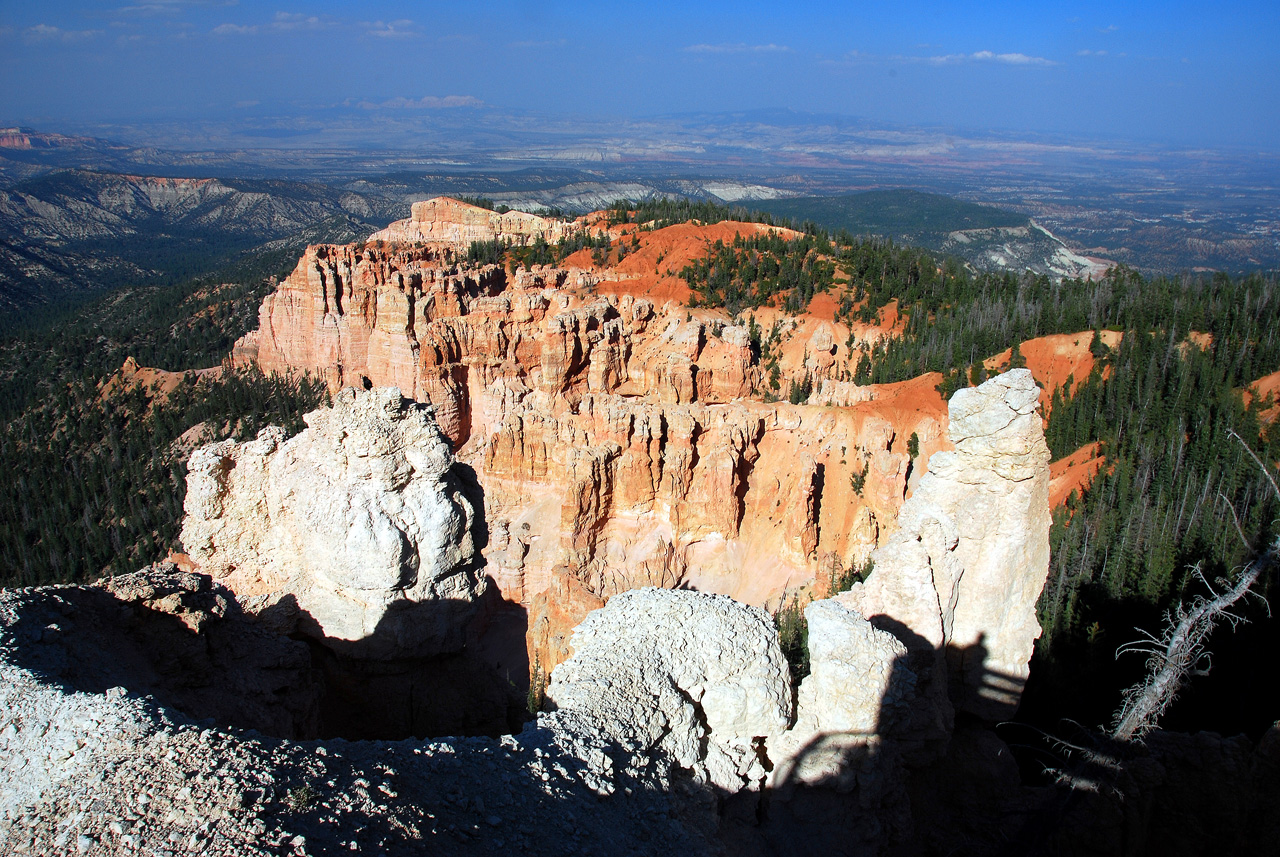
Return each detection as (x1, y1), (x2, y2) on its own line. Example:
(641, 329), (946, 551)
(180, 387), (481, 656)
(768, 599), (925, 795)
(795, 600), (914, 737)
(0, 575), (714, 856)
(544, 587), (791, 791)
(838, 368), (1052, 720)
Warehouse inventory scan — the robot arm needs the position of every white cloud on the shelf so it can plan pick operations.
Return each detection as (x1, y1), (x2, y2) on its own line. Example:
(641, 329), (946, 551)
(23, 24), (104, 43)
(211, 22), (255, 35)
(117, 0), (238, 15)
(511, 38), (566, 49)
(359, 95), (484, 109)
(684, 43), (791, 54)
(212, 13), (336, 36)
(1077, 49), (1108, 56)
(364, 19), (419, 38)
(929, 50), (1055, 66)
(270, 12), (332, 32)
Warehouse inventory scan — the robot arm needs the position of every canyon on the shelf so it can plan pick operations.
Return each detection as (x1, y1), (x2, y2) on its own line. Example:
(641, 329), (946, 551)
(1, 361), (1063, 854)
(229, 198), (954, 679)
(4, 367), (1274, 856)
(4, 198), (1274, 856)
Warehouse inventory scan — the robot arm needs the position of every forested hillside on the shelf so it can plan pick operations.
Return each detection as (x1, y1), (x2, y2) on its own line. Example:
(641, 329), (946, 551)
(635, 198), (1279, 734)
(752, 189), (1027, 240)
(0, 258), (328, 588)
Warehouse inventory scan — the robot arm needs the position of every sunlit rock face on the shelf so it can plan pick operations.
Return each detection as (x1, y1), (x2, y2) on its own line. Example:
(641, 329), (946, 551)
(838, 368), (1052, 721)
(368, 197), (577, 246)
(180, 386), (482, 658)
(543, 587), (792, 792)
(229, 203), (952, 679)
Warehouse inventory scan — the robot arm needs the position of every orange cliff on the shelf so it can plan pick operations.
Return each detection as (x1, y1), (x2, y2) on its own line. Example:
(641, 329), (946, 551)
(227, 198), (960, 672)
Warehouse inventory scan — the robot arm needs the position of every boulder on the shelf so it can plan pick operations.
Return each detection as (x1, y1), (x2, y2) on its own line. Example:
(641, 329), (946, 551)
(544, 587), (791, 791)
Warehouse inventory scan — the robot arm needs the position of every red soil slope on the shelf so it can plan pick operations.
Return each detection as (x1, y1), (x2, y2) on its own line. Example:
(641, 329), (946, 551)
(577, 220), (802, 306)
(985, 330), (1123, 413)
(1049, 442), (1105, 509)
(1243, 368), (1280, 426)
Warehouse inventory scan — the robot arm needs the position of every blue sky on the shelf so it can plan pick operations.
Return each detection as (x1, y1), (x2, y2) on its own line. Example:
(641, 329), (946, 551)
(1, 1), (1277, 148)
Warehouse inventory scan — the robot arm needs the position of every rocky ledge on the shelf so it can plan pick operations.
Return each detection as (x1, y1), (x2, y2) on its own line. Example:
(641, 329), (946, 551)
(4, 371), (1276, 856)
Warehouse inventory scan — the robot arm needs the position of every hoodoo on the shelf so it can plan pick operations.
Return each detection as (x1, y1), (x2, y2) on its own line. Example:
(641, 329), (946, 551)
(229, 198), (952, 677)
(0, 361), (1069, 855)
(839, 368), (1052, 721)
(181, 385), (482, 656)
(19, 199), (1246, 857)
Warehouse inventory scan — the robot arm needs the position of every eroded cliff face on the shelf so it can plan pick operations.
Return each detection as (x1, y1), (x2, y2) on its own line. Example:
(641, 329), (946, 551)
(368, 197), (578, 245)
(0, 348), (1065, 854)
(227, 198), (950, 676)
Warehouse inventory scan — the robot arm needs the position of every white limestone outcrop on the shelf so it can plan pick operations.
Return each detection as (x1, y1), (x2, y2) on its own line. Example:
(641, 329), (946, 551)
(368, 196), (575, 245)
(543, 587), (791, 791)
(767, 598), (928, 797)
(796, 599), (914, 736)
(180, 387), (481, 656)
(838, 368), (1052, 720)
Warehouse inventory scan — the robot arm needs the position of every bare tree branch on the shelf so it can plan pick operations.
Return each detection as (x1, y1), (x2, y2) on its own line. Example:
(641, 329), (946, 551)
(1228, 428), (1280, 500)
(1110, 431), (1278, 742)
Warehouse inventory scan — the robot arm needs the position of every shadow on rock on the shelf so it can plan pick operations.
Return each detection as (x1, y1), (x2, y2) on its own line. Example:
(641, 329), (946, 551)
(287, 578), (530, 741)
(4, 560), (532, 743)
(3, 564), (322, 738)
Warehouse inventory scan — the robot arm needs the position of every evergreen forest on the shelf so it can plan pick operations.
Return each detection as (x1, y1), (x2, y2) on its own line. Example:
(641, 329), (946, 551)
(0, 258), (329, 588)
(0, 196), (1276, 738)
(630, 199), (1279, 736)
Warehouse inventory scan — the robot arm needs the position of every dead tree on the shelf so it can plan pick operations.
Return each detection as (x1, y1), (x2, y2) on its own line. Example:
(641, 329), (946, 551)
(1111, 430), (1277, 741)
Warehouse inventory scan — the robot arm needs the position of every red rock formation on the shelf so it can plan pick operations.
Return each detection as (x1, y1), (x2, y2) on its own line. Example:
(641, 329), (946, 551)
(228, 199), (957, 675)
(369, 197), (576, 245)
(99, 356), (222, 406)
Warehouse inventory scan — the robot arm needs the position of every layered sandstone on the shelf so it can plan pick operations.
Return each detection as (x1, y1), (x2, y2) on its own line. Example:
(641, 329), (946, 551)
(229, 207), (951, 678)
(368, 197), (576, 245)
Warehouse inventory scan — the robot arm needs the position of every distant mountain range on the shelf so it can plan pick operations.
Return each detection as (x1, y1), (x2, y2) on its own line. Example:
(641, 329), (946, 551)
(0, 122), (1274, 314)
(0, 169), (402, 312)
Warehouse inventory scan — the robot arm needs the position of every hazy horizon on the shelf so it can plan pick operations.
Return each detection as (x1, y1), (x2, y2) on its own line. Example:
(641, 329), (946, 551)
(2, 1), (1278, 152)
